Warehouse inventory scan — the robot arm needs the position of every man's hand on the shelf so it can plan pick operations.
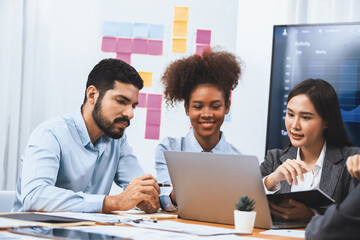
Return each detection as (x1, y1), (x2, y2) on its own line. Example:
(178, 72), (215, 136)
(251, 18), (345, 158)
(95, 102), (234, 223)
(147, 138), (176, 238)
(137, 200), (160, 214)
(102, 174), (160, 213)
(265, 159), (311, 190)
(346, 155), (360, 181)
(269, 198), (314, 222)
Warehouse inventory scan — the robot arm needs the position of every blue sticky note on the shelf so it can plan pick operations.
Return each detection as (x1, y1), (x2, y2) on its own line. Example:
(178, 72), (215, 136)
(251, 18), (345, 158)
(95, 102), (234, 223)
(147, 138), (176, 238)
(133, 23), (149, 38)
(102, 21), (119, 37)
(117, 22), (133, 38)
(149, 24), (164, 40)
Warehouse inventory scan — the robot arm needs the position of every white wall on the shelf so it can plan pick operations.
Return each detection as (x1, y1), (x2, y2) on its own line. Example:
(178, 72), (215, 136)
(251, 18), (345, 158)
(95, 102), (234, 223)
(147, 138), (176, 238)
(231, 0), (289, 162)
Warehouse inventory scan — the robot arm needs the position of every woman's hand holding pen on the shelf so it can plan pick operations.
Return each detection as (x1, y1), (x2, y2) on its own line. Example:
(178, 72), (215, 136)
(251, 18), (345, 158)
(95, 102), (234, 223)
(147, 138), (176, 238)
(265, 159), (311, 190)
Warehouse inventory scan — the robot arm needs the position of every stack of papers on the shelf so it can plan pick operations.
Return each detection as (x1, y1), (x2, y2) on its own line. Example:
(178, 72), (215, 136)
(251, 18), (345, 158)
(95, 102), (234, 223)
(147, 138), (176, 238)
(71, 225), (267, 240)
(122, 220), (248, 235)
(0, 217), (40, 229)
(261, 229), (305, 238)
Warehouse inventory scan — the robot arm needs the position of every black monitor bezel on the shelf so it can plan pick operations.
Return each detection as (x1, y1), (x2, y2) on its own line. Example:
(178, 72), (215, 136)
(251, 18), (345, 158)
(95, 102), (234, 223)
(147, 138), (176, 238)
(265, 22), (360, 154)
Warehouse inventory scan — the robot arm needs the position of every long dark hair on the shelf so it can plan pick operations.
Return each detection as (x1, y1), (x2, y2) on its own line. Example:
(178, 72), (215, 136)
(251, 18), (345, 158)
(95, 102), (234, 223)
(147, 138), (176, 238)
(287, 78), (353, 148)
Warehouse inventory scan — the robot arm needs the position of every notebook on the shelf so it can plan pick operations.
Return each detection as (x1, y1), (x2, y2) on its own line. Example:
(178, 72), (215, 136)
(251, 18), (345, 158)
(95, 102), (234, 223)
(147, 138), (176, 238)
(164, 151), (308, 229)
(267, 188), (335, 209)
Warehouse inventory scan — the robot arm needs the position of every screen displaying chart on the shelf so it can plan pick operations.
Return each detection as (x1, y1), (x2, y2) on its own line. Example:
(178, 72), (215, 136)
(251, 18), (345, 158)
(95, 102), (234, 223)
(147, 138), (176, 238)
(266, 23), (360, 150)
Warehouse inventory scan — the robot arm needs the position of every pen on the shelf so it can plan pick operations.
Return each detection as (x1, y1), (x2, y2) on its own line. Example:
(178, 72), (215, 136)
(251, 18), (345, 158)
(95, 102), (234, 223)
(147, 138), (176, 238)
(158, 183), (173, 187)
(132, 218), (157, 223)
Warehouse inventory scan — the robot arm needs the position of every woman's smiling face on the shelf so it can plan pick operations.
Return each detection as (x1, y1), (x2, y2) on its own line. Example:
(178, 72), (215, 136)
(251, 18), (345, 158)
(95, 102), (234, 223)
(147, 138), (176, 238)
(185, 83), (230, 141)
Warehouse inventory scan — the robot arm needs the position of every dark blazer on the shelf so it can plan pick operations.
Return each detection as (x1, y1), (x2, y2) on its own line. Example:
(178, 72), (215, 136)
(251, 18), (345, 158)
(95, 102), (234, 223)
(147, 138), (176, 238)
(305, 183), (360, 240)
(260, 144), (360, 203)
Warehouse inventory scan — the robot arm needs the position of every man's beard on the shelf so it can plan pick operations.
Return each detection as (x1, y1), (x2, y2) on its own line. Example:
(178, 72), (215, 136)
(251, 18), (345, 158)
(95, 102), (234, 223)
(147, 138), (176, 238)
(92, 98), (130, 139)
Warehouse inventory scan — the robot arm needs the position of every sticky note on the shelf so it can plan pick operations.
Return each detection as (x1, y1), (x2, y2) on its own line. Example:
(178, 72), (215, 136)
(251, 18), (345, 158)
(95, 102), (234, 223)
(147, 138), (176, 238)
(102, 22), (119, 37)
(196, 29), (211, 44)
(196, 44), (210, 55)
(139, 72), (153, 87)
(133, 23), (149, 38)
(116, 53), (131, 65)
(173, 21), (188, 37)
(145, 125), (161, 140)
(149, 24), (165, 40)
(117, 22), (133, 37)
(132, 38), (148, 54)
(147, 94), (162, 109)
(101, 37), (117, 52)
(172, 38), (187, 53)
(146, 109), (161, 125)
(174, 7), (189, 22)
(148, 40), (163, 55)
(138, 93), (147, 108)
(116, 38), (132, 53)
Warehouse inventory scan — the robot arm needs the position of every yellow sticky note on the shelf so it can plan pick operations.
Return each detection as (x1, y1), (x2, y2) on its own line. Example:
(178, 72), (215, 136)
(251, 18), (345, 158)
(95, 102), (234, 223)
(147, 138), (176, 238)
(172, 38), (187, 53)
(139, 72), (153, 87)
(174, 7), (189, 22)
(173, 21), (188, 37)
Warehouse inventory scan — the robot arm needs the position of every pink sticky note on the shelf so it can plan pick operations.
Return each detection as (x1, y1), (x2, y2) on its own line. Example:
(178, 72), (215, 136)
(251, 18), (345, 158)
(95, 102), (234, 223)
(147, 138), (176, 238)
(147, 94), (162, 109)
(117, 38), (133, 53)
(196, 44), (210, 55)
(196, 29), (211, 44)
(132, 38), (148, 54)
(146, 109), (161, 125)
(138, 93), (147, 108)
(101, 37), (117, 52)
(148, 40), (163, 55)
(116, 53), (131, 65)
(145, 125), (160, 140)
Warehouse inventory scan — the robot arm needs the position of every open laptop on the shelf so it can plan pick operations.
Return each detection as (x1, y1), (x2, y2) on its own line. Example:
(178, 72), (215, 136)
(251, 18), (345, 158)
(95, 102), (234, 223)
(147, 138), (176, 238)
(164, 151), (307, 229)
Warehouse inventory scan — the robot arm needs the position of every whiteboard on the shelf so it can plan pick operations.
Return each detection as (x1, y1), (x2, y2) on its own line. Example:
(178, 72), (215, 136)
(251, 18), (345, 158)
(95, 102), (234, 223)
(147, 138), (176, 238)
(20, 0), (239, 175)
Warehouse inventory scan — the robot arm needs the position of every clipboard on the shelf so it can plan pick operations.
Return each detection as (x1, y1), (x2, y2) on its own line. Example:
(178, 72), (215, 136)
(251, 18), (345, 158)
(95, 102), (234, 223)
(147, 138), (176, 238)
(266, 188), (335, 209)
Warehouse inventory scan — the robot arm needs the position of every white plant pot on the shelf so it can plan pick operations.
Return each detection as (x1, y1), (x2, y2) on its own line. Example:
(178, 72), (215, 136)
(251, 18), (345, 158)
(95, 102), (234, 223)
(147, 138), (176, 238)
(234, 210), (256, 233)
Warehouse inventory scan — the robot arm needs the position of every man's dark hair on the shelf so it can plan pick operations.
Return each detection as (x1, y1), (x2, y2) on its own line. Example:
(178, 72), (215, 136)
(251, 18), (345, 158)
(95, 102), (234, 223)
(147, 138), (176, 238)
(287, 78), (353, 148)
(83, 58), (143, 104)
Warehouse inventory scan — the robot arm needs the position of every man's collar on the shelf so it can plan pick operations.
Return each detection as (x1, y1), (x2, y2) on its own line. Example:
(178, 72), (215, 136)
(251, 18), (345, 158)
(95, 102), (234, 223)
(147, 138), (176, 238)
(73, 107), (92, 147)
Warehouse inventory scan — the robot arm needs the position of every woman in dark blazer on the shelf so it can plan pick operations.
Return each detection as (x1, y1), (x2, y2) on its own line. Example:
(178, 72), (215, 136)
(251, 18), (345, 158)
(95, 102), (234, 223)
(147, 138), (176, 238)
(260, 79), (360, 222)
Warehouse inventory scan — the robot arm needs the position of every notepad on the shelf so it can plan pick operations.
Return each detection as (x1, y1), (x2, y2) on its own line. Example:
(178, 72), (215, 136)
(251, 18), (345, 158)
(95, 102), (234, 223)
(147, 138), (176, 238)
(266, 188), (335, 209)
(112, 209), (178, 219)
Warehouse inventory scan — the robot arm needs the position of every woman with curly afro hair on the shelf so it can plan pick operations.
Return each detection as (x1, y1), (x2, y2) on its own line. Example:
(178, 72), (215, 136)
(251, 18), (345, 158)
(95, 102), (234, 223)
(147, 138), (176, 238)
(155, 48), (243, 211)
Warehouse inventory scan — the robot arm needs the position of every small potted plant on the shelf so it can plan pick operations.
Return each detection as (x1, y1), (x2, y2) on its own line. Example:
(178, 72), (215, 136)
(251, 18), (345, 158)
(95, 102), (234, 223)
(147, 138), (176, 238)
(234, 194), (256, 233)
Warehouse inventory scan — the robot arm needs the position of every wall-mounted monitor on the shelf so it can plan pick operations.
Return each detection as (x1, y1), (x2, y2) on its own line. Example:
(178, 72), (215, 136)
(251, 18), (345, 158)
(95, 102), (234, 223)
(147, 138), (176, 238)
(266, 23), (360, 151)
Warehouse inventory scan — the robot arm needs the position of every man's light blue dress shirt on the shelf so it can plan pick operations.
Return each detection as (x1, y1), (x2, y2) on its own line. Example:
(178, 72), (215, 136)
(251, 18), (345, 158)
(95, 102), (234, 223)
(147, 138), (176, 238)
(13, 109), (144, 212)
(155, 128), (240, 211)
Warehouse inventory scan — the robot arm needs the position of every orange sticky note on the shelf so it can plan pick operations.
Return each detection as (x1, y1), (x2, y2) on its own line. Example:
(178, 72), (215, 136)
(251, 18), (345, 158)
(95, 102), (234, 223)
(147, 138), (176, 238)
(174, 7), (189, 22)
(139, 72), (153, 87)
(172, 38), (187, 53)
(173, 21), (188, 37)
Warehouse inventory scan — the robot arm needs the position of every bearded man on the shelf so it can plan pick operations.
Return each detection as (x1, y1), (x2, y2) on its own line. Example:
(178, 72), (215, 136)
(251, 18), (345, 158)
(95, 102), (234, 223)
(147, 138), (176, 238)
(13, 59), (160, 213)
